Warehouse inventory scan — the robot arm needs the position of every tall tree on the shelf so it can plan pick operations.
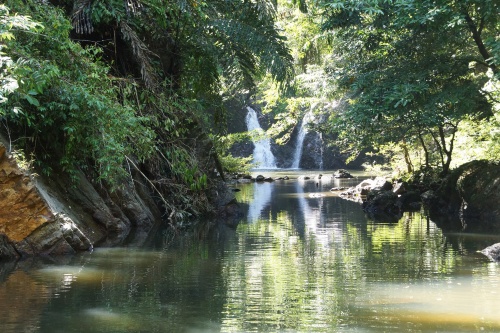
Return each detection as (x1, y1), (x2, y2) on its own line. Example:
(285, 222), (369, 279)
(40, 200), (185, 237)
(317, 0), (498, 174)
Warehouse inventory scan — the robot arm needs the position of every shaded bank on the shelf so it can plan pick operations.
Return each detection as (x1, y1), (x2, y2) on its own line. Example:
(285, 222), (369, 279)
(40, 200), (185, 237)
(0, 138), (238, 260)
(424, 160), (500, 232)
(335, 160), (500, 233)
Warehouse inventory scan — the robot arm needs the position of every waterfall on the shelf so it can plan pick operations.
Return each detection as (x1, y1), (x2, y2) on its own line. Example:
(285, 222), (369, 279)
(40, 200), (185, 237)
(291, 110), (315, 169)
(245, 106), (277, 169)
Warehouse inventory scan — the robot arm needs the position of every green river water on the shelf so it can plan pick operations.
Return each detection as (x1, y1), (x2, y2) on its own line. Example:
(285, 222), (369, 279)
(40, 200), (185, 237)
(1, 171), (500, 332)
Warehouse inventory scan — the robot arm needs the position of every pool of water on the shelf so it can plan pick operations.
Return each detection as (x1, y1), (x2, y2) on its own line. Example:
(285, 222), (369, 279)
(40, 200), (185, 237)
(1, 171), (500, 332)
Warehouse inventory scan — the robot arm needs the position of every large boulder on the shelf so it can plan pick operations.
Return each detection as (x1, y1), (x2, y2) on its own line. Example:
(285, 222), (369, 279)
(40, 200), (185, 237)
(426, 160), (500, 231)
(340, 177), (392, 200)
(0, 142), (162, 260)
(340, 177), (421, 222)
(363, 190), (401, 222)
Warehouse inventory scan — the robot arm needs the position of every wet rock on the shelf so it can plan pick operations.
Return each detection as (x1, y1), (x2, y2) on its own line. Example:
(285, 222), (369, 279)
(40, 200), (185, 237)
(333, 169), (353, 178)
(217, 198), (243, 228)
(354, 177), (392, 195)
(0, 234), (19, 260)
(264, 177), (274, 182)
(330, 187), (347, 192)
(255, 175), (265, 182)
(298, 175), (311, 180)
(393, 181), (408, 195)
(480, 243), (500, 262)
(398, 191), (422, 211)
(363, 191), (401, 222)
(425, 160), (500, 231)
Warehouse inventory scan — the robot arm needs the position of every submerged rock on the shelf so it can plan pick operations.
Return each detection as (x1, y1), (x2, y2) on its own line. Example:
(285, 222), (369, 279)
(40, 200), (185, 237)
(363, 191), (401, 222)
(339, 177), (422, 222)
(480, 243), (500, 262)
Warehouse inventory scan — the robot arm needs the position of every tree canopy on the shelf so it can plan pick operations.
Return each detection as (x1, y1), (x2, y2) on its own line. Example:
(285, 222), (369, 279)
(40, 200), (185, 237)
(258, 0), (499, 175)
(0, 0), (294, 219)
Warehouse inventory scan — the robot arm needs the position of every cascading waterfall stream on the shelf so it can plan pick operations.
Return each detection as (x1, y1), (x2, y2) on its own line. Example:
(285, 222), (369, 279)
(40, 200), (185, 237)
(291, 109), (315, 169)
(245, 106), (277, 169)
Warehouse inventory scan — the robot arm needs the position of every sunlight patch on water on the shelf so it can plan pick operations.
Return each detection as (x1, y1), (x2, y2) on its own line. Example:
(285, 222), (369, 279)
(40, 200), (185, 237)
(355, 272), (500, 331)
(35, 266), (109, 285)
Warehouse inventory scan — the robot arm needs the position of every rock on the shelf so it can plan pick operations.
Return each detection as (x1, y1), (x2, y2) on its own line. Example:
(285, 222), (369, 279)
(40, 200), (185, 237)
(354, 177), (391, 194)
(398, 191), (422, 211)
(0, 139), (164, 259)
(0, 234), (19, 260)
(421, 190), (438, 207)
(255, 175), (265, 182)
(363, 191), (401, 222)
(264, 177), (274, 182)
(480, 243), (500, 262)
(426, 160), (500, 231)
(308, 193), (325, 198)
(330, 187), (347, 192)
(333, 169), (353, 179)
(217, 198), (243, 228)
(297, 175), (310, 180)
(392, 181), (408, 195)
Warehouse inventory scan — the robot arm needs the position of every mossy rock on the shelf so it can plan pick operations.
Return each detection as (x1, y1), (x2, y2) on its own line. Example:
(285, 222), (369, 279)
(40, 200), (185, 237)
(432, 160), (500, 231)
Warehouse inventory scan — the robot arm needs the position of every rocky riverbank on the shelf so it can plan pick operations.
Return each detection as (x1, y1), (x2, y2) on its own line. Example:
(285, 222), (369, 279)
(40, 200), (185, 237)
(0, 139), (238, 260)
(337, 160), (500, 232)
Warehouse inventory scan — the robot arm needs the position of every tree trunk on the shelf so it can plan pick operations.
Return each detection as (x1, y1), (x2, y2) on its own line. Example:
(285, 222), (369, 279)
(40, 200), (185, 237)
(438, 123), (458, 175)
(401, 141), (413, 174)
(417, 131), (430, 169)
(463, 11), (497, 73)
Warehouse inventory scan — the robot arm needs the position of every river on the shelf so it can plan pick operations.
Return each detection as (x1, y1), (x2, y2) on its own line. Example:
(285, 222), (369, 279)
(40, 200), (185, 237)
(1, 171), (500, 332)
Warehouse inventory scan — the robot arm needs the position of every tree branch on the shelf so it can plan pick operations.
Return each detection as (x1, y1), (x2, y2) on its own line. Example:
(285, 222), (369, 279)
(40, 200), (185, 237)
(463, 11), (496, 73)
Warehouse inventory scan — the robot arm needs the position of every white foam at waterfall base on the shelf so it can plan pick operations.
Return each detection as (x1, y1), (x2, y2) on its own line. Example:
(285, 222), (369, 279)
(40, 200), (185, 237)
(245, 106), (277, 169)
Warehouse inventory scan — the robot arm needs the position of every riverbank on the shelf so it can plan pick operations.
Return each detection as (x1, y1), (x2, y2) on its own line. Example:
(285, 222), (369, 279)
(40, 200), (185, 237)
(0, 138), (237, 260)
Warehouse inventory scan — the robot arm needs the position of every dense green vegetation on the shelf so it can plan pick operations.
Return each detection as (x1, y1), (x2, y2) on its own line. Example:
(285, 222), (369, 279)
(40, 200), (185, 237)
(1, 0), (499, 221)
(0, 0), (293, 219)
(261, 0), (499, 176)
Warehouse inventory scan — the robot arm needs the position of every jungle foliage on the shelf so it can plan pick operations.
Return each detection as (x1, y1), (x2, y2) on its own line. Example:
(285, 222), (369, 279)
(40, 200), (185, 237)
(0, 0), (293, 219)
(259, 0), (500, 176)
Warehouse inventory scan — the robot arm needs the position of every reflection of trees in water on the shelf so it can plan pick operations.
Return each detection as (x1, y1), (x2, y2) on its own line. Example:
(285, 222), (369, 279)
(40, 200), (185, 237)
(1, 180), (498, 332)
(222, 181), (367, 332)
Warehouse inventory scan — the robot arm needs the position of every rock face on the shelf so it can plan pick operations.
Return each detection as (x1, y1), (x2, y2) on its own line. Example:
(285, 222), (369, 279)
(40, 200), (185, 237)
(0, 142), (162, 260)
(425, 160), (500, 231)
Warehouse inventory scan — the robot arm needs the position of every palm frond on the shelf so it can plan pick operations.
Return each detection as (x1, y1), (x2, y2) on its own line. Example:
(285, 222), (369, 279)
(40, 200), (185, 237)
(208, 16), (294, 89)
(119, 20), (159, 89)
(71, 0), (93, 34)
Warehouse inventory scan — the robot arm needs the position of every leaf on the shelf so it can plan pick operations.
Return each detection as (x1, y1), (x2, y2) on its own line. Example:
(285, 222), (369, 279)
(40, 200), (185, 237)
(24, 94), (40, 106)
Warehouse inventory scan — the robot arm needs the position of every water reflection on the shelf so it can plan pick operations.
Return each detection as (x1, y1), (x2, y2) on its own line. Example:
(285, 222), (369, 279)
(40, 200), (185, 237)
(247, 182), (274, 222)
(1, 176), (500, 332)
